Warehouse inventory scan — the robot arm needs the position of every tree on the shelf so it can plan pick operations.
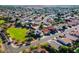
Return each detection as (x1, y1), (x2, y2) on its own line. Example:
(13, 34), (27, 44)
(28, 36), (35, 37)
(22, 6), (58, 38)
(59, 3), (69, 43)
(50, 46), (58, 53)
(74, 48), (79, 53)
(26, 30), (36, 41)
(0, 16), (4, 20)
(39, 22), (44, 30)
(4, 16), (12, 22)
(16, 18), (20, 22)
(73, 41), (79, 48)
(62, 26), (67, 29)
(59, 46), (68, 53)
(41, 43), (58, 53)
(41, 43), (49, 48)
(30, 45), (38, 50)
(15, 21), (21, 27)
(59, 46), (73, 53)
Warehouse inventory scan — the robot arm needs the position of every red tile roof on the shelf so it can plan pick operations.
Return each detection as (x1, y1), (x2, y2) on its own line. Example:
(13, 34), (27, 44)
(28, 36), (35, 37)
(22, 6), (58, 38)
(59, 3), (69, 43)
(46, 26), (55, 30)
(42, 28), (49, 34)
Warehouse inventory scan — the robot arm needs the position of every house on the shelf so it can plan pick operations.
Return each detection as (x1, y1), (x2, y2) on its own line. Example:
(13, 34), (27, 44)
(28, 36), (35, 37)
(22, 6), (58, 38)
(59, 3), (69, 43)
(55, 23), (67, 31)
(46, 26), (57, 34)
(34, 29), (42, 38)
(47, 40), (62, 50)
(32, 23), (39, 29)
(41, 26), (57, 35)
(57, 37), (72, 46)
(66, 18), (79, 26)
(43, 15), (55, 23)
(42, 28), (50, 35)
(32, 48), (48, 53)
(69, 31), (79, 41)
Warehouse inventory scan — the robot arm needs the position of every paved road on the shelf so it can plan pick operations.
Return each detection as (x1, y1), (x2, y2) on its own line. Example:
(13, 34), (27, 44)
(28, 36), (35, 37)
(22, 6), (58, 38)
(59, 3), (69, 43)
(4, 43), (30, 53)
(1, 25), (79, 53)
(3, 36), (53, 53)
(0, 31), (30, 53)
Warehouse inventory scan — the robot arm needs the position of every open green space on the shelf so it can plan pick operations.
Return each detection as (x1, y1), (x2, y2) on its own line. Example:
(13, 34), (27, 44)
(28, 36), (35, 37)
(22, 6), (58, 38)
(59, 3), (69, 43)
(7, 27), (29, 42)
(0, 20), (5, 25)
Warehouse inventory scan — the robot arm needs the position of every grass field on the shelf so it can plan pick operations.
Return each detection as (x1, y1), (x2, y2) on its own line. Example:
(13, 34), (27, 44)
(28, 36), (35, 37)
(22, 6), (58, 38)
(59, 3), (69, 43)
(7, 27), (29, 42)
(0, 20), (5, 25)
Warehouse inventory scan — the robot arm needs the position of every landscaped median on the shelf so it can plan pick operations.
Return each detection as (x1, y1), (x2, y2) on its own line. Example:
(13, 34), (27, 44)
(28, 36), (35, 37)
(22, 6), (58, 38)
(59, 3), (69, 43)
(7, 27), (29, 42)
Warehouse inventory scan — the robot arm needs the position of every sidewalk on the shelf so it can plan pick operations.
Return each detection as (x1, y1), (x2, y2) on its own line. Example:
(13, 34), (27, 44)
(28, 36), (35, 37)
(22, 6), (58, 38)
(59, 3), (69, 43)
(9, 37), (19, 48)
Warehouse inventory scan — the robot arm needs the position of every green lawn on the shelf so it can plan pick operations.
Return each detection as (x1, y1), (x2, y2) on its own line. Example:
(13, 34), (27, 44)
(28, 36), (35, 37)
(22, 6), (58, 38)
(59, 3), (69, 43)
(7, 27), (29, 42)
(0, 20), (5, 25)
